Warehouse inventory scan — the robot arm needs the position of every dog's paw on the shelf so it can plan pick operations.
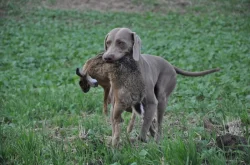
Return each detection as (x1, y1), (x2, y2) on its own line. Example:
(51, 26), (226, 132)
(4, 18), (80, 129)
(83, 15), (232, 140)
(137, 136), (148, 143)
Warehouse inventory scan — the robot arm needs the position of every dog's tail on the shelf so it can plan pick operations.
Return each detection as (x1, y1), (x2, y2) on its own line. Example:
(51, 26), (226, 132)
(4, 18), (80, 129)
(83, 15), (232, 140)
(174, 66), (220, 77)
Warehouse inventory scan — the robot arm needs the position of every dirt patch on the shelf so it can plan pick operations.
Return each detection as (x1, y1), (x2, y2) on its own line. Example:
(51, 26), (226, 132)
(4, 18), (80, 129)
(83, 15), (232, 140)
(42, 0), (192, 13)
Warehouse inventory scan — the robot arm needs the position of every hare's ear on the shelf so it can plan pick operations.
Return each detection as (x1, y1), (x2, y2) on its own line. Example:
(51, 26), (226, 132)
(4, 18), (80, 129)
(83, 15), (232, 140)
(76, 68), (84, 77)
(104, 33), (109, 51)
(132, 32), (141, 61)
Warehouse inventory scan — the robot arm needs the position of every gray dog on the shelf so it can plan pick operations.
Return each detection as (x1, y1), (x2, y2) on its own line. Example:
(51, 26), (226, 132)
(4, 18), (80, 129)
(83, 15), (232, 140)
(102, 28), (219, 145)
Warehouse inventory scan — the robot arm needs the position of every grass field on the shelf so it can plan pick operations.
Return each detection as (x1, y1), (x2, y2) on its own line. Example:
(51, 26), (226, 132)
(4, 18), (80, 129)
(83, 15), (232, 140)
(1, 0), (250, 164)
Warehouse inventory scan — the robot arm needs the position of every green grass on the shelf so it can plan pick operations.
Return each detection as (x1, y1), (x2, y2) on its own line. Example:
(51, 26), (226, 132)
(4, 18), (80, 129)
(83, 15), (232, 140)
(1, 0), (250, 164)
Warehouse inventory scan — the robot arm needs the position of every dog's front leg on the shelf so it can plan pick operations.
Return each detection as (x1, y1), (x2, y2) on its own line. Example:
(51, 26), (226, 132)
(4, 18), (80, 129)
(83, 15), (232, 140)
(110, 104), (115, 137)
(139, 102), (157, 142)
(112, 102), (124, 147)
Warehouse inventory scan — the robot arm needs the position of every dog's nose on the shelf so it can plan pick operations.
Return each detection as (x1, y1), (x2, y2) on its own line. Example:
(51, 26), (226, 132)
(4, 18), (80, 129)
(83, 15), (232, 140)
(103, 54), (114, 62)
(104, 57), (113, 62)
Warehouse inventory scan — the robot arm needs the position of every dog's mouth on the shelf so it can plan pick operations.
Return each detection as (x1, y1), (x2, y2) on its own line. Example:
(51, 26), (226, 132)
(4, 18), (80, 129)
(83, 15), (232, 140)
(103, 54), (130, 64)
(103, 57), (114, 63)
(105, 60), (114, 63)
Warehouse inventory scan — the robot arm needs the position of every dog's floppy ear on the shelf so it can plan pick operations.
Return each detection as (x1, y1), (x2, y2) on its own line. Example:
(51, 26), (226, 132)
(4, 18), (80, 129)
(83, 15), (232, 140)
(104, 33), (109, 51)
(132, 32), (141, 61)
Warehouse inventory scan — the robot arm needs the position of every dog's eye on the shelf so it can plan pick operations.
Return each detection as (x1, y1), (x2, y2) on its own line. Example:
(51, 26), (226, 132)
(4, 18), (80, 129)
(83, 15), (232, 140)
(116, 40), (125, 48)
(106, 41), (111, 47)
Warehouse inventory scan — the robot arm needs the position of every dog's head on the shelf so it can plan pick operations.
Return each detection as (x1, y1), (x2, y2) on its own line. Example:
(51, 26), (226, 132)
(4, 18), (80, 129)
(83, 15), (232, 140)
(103, 28), (141, 63)
(76, 68), (98, 93)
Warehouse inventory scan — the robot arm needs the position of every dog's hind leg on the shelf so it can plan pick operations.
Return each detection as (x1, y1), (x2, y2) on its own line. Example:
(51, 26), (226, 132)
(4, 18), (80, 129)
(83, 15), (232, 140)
(155, 98), (168, 142)
(154, 75), (176, 143)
